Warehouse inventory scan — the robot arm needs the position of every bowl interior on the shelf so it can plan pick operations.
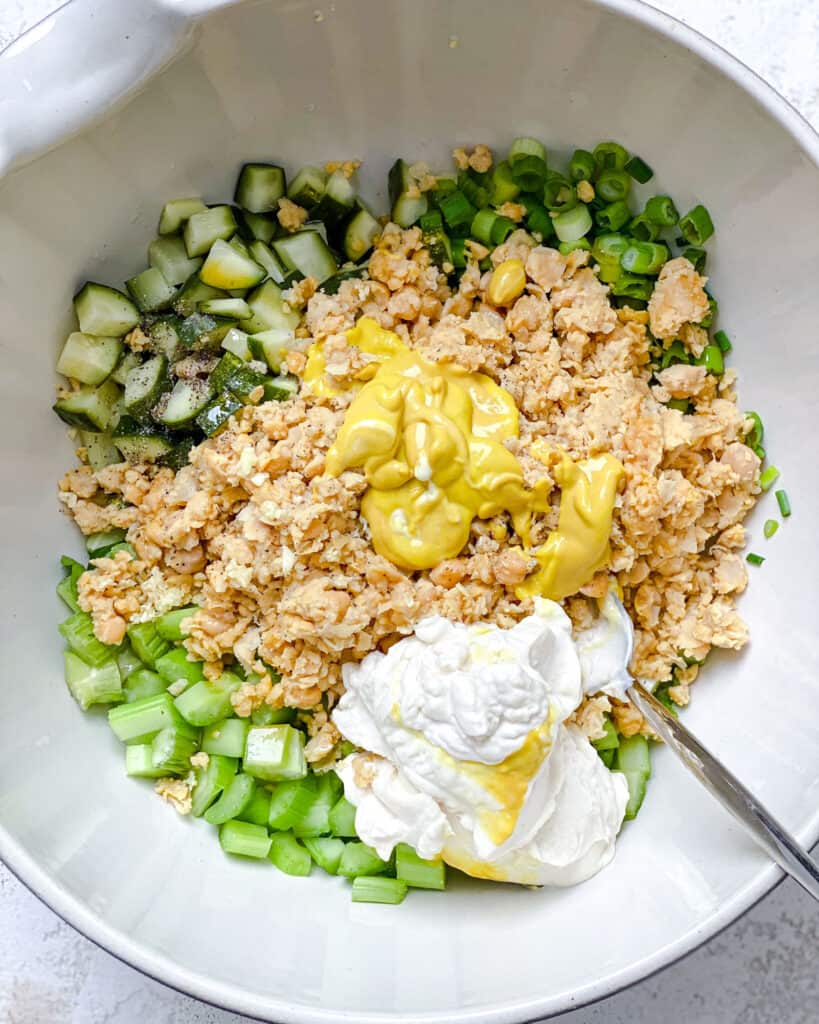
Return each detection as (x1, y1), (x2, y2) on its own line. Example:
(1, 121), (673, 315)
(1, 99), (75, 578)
(2, 1), (819, 1021)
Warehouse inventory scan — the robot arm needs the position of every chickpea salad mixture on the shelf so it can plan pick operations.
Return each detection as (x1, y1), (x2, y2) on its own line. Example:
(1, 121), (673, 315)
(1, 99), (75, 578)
(53, 139), (789, 903)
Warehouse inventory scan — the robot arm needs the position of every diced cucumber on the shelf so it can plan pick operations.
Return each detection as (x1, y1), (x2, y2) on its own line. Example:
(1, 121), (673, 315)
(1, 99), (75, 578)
(63, 651), (122, 710)
(248, 328), (292, 372)
(220, 327), (252, 361)
(263, 373), (299, 402)
(53, 378), (122, 432)
(81, 431), (122, 471)
(113, 415), (173, 462)
(178, 313), (236, 351)
(183, 205), (237, 258)
(148, 235), (203, 287)
(287, 165), (327, 209)
(57, 332), (123, 386)
(144, 315), (185, 360)
(209, 352), (244, 393)
(199, 239), (266, 290)
(321, 265), (368, 295)
(234, 162), (287, 214)
(174, 274), (228, 317)
(110, 350), (141, 386)
(198, 297), (252, 319)
(392, 192), (428, 228)
(344, 207), (380, 262)
(388, 159), (413, 206)
(156, 378), (214, 428)
(195, 391), (243, 436)
(301, 220), (329, 243)
(74, 282), (139, 336)
(158, 197), (207, 236)
(126, 267), (178, 313)
(273, 230), (337, 283)
(312, 169), (356, 225)
(243, 280), (300, 333)
(164, 436), (197, 470)
(234, 209), (277, 244)
(248, 240), (286, 283)
(123, 354), (169, 420)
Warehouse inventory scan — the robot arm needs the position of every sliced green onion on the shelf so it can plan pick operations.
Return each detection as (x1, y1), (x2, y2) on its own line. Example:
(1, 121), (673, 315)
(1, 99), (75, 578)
(666, 398), (692, 413)
(438, 190), (476, 230)
(470, 208), (496, 245)
(543, 173), (577, 212)
(457, 170), (489, 210)
(558, 238), (591, 255)
(624, 155), (654, 183)
(644, 195), (679, 226)
(450, 237), (467, 270)
(763, 519), (779, 539)
(595, 169), (631, 203)
(610, 273), (653, 300)
(552, 203), (592, 243)
(593, 141), (629, 172)
(628, 213), (661, 242)
(746, 552), (765, 566)
(508, 136), (547, 165)
(759, 465), (780, 491)
(620, 241), (669, 275)
(568, 148), (596, 183)
(510, 154), (548, 192)
(522, 200), (555, 240)
(351, 877), (408, 905)
(488, 161), (520, 206)
(700, 294), (718, 328)
(744, 410), (764, 448)
(682, 246), (707, 273)
(594, 200), (631, 232)
(592, 233), (629, 283)
(659, 340), (691, 369)
(698, 344), (724, 376)
(775, 489), (791, 517)
(268, 832), (312, 876)
(679, 204), (715, 245)
(219, 820), (271, 859)
(714, 329), (732, 353)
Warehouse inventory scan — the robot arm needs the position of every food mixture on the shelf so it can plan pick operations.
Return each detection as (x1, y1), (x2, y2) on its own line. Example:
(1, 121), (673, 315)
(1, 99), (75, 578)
(53, 139), (783, 903)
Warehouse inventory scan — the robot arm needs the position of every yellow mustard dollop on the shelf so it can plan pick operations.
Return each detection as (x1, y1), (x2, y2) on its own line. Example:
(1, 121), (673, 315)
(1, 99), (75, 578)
(303, 317), (408, 399)
(323, 317), (624, 598)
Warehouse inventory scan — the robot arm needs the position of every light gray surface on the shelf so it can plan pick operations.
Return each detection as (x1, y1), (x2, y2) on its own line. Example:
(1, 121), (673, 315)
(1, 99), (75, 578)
(2, 0), (819, 1022)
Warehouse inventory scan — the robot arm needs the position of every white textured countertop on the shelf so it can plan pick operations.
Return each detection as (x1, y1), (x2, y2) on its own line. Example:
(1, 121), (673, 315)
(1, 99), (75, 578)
(2, 1), (819, 1021)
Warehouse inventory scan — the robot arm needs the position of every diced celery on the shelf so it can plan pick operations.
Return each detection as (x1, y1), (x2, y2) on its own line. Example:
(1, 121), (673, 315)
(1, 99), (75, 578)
(63, 651), (122, 710)
(302, 837), (345, 875)
(126, 621), (171, 668)
(201, 718), (249, 758)
(395, 844), (446, 890)
(238, 787), (272, 827)
(351, 877), (407, 905)
(268, 832), (312, 876)
(155, 648), (205, 689)
(250, 705), (295, 726)
(292, 772), (343, 838)
(57, 556), (85, 612)
(219, 820), (271, 859)
(267, 777), (318, 831)
(621, 770), (648, 820)
(125, 744), (166, 778)
(337, 842), (390, 879)
(59, 611), (116, 667)
(155, 606), (199, 642)
(191, 754), (238, 817)
(204, 773), (257, 825)
(615, 734), (651, 776)
(174, 672), (243, 727)
(116, 642), (144, 681)
(244, 725), (307, 782)
(123, 668), (167, 703)
(86, 528), (127, 557)
(592, 718), (620, 752)
(151, 724), (200, 775)
(328, 796), (358, 838)
(108, 692), (183, 742)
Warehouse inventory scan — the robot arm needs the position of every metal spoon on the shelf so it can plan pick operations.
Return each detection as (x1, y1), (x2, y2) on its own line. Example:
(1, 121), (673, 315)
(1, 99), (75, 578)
(628, 681), (819, 902)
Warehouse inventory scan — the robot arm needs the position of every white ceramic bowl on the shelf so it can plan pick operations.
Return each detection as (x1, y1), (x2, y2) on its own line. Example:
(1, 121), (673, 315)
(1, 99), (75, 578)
(2, 1), (819, 1021)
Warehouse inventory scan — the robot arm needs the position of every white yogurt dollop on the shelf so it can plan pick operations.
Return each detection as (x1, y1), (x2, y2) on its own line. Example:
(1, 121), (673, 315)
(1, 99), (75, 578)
(333, 595), (634, 887)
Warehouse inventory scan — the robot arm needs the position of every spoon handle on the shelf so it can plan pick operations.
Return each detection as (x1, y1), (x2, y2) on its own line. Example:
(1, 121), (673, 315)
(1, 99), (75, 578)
(628, 681), (819, 902)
